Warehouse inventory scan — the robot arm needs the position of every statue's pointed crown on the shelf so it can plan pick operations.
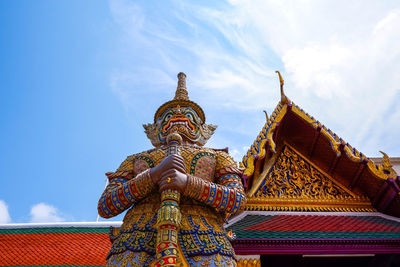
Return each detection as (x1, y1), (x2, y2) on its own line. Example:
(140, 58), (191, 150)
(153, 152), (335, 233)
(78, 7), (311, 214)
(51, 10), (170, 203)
(154, 72), (205, 123)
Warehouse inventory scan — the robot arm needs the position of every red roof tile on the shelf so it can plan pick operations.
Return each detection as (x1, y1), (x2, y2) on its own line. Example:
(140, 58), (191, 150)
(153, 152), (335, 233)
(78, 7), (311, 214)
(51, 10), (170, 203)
(0, 226), (111, 266)
(245, 215), (400, 232)
(228, 212), (400, 254)
(227, 213), (400, 239)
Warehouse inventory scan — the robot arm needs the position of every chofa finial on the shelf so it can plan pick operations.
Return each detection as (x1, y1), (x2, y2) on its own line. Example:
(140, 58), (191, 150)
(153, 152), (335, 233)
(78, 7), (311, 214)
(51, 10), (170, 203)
(379, 151), (396, 175)
(275, 71), (290, 105)
(174, 72), (189, 100)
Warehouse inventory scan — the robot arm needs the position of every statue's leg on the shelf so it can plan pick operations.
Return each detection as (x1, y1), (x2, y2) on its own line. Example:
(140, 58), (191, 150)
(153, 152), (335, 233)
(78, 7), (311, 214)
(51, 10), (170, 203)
(188, 254), (237, 267)
(106, 251), (155, 267)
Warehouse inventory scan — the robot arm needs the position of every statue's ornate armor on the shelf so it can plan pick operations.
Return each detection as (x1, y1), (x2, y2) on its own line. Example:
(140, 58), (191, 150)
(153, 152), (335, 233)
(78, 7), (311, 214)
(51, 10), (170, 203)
(98, 145), (245, 266)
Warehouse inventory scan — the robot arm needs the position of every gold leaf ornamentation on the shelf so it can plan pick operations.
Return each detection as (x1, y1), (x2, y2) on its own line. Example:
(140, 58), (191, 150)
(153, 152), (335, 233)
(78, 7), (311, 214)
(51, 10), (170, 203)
(247, 145), (374, 212)
(256, 146), (352, 199)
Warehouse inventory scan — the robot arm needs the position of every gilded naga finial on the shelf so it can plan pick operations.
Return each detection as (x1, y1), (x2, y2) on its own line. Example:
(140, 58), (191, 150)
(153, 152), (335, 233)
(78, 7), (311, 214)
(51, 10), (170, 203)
(275, 70), (290, 105)
(379, 151), (397, 175)
(263, 110), (271, 125)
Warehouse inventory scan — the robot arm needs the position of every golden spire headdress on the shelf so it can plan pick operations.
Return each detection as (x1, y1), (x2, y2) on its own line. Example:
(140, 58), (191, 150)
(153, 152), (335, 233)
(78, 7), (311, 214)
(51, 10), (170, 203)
(154, 72), (205, 123)
(144, 72), (217, 147)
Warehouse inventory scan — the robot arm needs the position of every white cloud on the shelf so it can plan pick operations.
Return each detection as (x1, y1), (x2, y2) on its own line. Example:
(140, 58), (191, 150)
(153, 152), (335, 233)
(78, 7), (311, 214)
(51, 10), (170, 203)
(30, 203), (65, 223)
(108, 0), (400, 157)
(203, 1), (400, 156)
(0, 200), (11, 224)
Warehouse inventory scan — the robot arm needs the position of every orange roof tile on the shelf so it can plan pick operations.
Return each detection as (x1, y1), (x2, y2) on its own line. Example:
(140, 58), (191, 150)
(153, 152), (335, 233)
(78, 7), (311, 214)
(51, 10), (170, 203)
(0, 223), (116, 266)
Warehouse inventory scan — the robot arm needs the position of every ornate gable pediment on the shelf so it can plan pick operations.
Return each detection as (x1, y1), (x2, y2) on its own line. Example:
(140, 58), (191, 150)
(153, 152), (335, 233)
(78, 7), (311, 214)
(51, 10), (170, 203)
(246, 144), (374, 212)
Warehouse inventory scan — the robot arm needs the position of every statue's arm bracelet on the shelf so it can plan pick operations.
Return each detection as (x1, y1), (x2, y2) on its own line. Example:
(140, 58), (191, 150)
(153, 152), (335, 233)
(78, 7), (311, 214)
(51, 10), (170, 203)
(97, 169), (154, 218)
(184, 174), (246, 215)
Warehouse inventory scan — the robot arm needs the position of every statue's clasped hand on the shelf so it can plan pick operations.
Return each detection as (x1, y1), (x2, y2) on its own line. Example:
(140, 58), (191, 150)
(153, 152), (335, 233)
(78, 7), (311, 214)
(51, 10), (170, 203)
(150, 154), (185, 184)
(158, 168), (188, 194)
(150, 154), (188, 193)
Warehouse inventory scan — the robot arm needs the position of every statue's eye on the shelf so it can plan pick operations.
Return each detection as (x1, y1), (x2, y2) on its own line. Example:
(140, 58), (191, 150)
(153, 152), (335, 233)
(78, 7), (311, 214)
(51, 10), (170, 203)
(165, 114), (173, 121)
(185, 113), (193, 120)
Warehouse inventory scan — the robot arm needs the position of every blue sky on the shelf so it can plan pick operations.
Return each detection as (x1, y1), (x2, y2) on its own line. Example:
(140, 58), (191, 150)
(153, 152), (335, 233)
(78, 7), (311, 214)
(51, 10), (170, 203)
(1, 0), (399, 223)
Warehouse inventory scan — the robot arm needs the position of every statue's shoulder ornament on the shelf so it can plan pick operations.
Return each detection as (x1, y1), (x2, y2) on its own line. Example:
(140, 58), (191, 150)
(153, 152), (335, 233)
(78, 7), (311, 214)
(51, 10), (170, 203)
(131, 149), (167, 175)
(107, 150), (160, 180)
(185, 146), (217, 159)
(184, 147), (234, 164)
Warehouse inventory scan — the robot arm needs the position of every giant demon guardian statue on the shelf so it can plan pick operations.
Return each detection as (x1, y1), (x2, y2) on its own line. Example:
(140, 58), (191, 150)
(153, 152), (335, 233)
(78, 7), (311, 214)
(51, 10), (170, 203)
(98, 72), (246, 266)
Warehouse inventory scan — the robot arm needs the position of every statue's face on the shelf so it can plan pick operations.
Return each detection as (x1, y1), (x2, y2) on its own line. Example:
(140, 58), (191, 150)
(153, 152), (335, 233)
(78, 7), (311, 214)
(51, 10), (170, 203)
(156, 106), (202, 144)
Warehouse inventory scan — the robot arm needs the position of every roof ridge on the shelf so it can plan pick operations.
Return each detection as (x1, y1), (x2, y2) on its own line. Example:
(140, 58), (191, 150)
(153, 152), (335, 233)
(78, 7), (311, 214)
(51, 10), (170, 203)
(0, 221), (122, 229)
(241, 101), (398, 182)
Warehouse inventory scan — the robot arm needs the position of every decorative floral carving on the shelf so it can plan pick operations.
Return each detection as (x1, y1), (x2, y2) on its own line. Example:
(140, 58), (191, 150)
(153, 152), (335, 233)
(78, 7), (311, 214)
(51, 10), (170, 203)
(256, 145), (353, 199)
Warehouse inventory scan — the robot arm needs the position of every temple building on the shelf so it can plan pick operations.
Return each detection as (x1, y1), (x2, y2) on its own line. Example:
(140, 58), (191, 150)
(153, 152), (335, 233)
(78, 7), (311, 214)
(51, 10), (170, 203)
(228, 96), (400, 266)
(1, 74), (399, 266)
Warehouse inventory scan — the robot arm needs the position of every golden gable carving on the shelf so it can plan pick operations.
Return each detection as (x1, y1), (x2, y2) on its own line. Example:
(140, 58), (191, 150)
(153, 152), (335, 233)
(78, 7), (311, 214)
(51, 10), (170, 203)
(246, 145), (374, 212)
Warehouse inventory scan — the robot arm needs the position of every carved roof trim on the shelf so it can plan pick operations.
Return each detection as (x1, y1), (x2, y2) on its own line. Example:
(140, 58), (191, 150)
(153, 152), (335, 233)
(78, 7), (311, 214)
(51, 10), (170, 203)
(241, 101), (398, 183)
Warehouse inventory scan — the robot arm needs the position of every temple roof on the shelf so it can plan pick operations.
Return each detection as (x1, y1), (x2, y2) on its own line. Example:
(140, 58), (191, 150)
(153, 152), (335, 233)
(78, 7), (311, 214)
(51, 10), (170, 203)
(2, 212), (400, 266)
(0, 222), (118, 266)
(227, 211), (400, 255)
(241, 101), (400, 217)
